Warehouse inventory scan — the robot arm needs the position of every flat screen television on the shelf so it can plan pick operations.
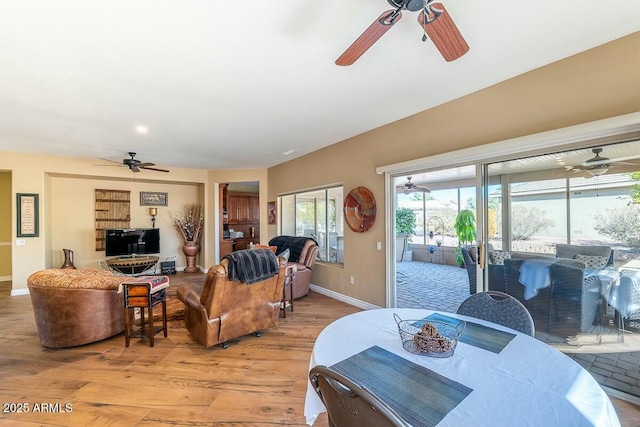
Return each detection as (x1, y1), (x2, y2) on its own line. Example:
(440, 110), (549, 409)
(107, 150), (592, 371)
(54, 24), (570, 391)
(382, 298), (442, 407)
(105, 228), (160, 257)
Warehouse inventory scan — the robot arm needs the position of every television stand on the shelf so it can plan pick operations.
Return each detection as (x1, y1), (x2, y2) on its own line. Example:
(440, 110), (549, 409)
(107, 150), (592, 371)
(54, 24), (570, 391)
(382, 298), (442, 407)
(101, 255), (159, 276)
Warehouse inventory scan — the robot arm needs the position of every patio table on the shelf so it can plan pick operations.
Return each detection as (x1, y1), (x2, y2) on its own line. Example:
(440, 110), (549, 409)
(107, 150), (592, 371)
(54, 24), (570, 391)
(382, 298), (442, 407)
(304, 308), (620, 427)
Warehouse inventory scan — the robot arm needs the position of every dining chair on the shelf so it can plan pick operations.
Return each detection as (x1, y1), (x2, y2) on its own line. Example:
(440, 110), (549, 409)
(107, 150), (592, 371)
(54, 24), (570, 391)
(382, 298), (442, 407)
(309, 365), (409, 427)
(457, 290), (535, 336)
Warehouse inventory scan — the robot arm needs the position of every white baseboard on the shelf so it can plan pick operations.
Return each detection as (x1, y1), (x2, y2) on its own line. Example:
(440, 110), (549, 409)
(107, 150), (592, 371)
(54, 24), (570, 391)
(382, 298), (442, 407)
(11, 288), (29, 296)
(309, 284), (380, 311)
(0, 275), (11, 282)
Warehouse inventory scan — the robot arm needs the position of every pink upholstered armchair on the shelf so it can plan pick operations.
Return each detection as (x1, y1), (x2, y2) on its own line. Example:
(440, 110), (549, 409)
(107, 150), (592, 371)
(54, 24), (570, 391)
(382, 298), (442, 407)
(269, 236), (318, 299)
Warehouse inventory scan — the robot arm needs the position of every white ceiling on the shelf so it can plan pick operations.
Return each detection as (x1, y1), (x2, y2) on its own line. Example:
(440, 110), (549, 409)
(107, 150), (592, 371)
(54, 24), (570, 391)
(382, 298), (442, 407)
(1, 1), (639, 171)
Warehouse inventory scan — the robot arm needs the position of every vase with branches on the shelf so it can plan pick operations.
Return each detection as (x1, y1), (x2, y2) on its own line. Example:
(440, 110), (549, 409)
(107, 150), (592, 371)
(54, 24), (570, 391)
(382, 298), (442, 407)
(172, 204), (204, 272)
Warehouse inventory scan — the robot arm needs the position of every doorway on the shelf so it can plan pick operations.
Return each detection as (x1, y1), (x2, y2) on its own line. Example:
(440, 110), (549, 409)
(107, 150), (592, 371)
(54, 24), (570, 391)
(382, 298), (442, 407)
(392, 167), (478, 312)
(219, 181), (260, 258)
(0, 171), (12, 293)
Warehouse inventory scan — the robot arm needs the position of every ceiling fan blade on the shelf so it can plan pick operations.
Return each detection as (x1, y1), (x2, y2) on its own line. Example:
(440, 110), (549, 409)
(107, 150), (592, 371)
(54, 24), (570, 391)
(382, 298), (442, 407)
(418, 3), (469, 62)
(336, 10), (402, 66)
(138, 162), (156, 167)
(98, 157), (124, 165)
(140, 166), (170, 173)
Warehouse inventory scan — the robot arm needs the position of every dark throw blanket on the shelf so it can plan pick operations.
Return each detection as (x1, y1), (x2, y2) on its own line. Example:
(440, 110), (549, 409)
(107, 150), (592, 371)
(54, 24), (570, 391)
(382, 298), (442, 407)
(268, 236), (316, 262)
(223, 249), (279, 285)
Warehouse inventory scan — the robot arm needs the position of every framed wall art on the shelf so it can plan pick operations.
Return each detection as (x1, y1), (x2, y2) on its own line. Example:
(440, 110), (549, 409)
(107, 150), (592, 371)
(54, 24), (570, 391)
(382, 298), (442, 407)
(140, 191), (168, 206)
(17, 193), (39, 237)
(267, 201), (276, 225)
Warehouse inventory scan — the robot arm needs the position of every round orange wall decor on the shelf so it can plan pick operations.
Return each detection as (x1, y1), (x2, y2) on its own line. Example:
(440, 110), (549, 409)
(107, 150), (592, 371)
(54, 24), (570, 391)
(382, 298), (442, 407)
(344, 186), (376, 233)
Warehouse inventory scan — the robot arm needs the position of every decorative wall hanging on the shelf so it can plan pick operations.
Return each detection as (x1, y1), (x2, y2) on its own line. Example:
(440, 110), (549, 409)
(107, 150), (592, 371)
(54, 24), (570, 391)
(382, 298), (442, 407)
(344, 186), (376, 233)
(267, 201), (276, 225)
(140, 191), (168, 206)
(17, 193), (39, 237)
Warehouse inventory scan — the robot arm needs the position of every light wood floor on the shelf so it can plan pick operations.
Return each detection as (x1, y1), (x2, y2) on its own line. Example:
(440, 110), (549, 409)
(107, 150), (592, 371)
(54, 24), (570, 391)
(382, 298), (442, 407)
(1, 274), (640, 426)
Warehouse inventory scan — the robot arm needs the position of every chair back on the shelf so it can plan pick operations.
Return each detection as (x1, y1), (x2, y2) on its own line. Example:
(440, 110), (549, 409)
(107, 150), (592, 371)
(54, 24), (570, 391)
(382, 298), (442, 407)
(461, 247), (477, 295)
(309, 365), (408, 427)
(457, 290), (535, 336)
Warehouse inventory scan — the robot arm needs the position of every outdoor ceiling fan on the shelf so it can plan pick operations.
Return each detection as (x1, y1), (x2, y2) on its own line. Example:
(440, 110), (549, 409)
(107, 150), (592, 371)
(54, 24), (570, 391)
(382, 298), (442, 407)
(565, 147), (640, 177)
(96, 152), (170, 173)
(398, 176), (431, 194)
(336, 0), (469, 66)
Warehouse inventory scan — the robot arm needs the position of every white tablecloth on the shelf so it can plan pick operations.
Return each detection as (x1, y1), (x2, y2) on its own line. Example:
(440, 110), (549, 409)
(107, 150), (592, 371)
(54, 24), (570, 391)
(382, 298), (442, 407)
(304, 308), (620, 427)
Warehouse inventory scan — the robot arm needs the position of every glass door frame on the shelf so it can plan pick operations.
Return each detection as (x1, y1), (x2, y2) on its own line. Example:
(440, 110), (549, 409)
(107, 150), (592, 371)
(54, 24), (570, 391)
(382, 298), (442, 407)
(378, 112), (640, 308)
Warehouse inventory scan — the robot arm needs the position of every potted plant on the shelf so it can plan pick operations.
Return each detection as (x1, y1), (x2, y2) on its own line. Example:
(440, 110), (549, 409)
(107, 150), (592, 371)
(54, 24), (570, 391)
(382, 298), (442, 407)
(396, 207), (416, 262)
(453, 209), (476, 267)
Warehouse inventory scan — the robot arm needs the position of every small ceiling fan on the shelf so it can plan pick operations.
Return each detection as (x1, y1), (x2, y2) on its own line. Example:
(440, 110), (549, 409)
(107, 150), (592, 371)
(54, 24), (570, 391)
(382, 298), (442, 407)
(565, 147), (640, 177)
(398, 176), (431, 194)
(97, 152), (170, 173)
(336, 0), (468, 66)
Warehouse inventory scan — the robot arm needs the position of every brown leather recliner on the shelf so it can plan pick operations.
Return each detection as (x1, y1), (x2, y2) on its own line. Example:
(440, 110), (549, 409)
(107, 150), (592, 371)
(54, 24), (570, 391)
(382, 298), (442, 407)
(177, 256), (286, 348)
(268, 236), (318, 299)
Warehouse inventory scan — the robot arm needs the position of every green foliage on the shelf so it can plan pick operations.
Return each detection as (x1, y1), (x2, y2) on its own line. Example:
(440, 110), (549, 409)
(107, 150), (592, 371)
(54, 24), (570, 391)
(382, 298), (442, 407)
(454, 209), (476, 246)
(511, 205), (554, 240)
(396, 207), (416, 236)
(630, 172), (640, 204)
(454, 209), (476, 266)
(594, 205), (640, 246)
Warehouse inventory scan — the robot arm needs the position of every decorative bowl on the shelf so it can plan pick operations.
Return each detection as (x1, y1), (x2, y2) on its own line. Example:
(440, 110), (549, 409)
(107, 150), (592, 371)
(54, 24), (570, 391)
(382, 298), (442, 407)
(394, 313), (465, 358)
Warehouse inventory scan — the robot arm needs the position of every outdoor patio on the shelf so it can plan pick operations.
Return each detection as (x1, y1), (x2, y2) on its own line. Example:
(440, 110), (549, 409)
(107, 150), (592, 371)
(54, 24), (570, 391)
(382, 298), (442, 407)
(395, 260), (640, 399)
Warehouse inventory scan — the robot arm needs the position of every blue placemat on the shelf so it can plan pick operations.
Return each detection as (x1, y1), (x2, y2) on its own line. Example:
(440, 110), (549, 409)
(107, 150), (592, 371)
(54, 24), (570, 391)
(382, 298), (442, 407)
(330, 345), (472, 427)
(426, 313), (515, 354)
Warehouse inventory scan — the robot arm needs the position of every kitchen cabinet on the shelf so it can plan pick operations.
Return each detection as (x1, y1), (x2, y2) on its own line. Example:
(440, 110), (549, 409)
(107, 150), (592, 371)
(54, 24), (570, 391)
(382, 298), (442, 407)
(228, 194), (259, 224)
(250, 196), (260, 222)
(220, 239), (235, 257)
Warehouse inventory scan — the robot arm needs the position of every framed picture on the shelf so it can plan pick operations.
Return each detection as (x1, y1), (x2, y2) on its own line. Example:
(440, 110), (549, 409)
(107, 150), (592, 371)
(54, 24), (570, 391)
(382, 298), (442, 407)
(140, 191), (168, 206)
(267, 201), (276, 225)
(17, 193), (39, 237)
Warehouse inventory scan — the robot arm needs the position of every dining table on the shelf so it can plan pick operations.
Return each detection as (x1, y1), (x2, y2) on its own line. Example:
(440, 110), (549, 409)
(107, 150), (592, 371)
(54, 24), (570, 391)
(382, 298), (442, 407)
(304, 308), (620, 427)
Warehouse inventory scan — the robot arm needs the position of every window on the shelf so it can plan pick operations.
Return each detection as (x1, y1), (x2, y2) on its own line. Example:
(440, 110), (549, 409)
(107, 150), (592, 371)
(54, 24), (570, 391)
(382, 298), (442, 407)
(396, 186), (476, 247)
(278, 186), (344, 264)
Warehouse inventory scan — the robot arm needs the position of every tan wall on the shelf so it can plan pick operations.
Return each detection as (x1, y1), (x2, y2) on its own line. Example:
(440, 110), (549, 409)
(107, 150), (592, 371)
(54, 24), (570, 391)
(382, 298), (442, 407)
(268, 32), (640, 307)
(0, 148), (270, 291)
(50, 177), (200, 270)
(0, 172), (11, 277)
(0, 151), (212, 291)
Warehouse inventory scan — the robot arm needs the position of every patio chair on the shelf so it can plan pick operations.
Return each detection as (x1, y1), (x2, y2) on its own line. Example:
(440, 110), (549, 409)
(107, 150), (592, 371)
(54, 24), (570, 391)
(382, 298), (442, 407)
(457, 290), (535, 336)
(309, 365), (409, 427)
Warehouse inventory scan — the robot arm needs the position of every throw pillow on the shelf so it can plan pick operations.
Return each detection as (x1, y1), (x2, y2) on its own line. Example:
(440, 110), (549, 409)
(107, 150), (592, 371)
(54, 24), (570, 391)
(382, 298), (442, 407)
(490, 250), (511, 265)
(574, 254), (608, 269)
(277, 248), (290, 262)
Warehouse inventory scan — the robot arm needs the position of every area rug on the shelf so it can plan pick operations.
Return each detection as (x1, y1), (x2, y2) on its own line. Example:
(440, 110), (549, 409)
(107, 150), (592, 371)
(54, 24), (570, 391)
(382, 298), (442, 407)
(144, 295), (184, 322)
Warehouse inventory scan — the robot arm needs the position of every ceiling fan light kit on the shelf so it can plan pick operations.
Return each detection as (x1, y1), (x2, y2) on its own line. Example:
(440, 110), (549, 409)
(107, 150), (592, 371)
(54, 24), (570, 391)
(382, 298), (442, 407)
(336, 0), (468, 66)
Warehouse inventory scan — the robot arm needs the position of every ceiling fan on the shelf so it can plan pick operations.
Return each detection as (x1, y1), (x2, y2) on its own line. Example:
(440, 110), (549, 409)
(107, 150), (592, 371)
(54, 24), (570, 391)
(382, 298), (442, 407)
(97, 152), (170, 173)
(565, 147), (640, 177)
(398, 176), (431, 194)
(336, 0), (469, 66)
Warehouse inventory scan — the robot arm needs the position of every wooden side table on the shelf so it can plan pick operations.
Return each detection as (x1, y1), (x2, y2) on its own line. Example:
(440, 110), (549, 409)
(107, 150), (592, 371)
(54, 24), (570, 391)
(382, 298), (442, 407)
(281, 263), (296, 318)
(122, 276), (170, 347)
